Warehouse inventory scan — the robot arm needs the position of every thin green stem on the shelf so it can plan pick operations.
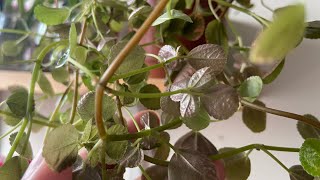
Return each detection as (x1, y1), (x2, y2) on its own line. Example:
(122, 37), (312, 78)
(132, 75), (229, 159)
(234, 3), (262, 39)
(260, 148), (290, 173)
(0, 59), (37, 65)
(0, 29), (55, 38)
(67, 57), (97, 80)
(6, 40), (68, 161)
(101, 144), (107, 180)
(144, 155), (169, 166)
(44, 82), (72, 139)
(212, 0), (269, 27)
(91, 5), (104, 39)
(208, 0), (221, 22)
(95, 0), (169, 139)
(107, 87), (201, 99)
(69, 70), (79, 124)
(115, 81), (125, 126)
(0, 121), (22, 140)
(139, 165), (151, 180)
(106, 119), (182, 141)
(241, 99), (320, 130)
(18, 0), (24, 15)
(210, 144), (299, 161)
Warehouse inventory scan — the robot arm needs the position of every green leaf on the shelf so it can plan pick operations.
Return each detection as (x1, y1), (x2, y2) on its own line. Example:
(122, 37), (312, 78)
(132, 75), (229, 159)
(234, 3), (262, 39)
(242, 100), (267, 133)
(180, 94), (200, 118)
(289, 165), (314, 180)
(43, 124), (79, 172)
(299, 138), (320, 177)
(106, 124), (128, 160)
(182, 108), (210, 131)
(0, 105), (22, 126)
(69, 23), (77, 53)
(297, 114), (320, 140)
(202, 84), (239, 120)
(139, 84), (161, 110)
(71, 46), (88, 65)
(168, 149), (217, 180)
(236, 0), (253, 8)
(120, 146), (143, 168)
(263, 60), (285, 84)
(160, 96), (180, 117)
(219, 147), (251, 180)
(187, 44), (227, 75)
(175, 131), (218, 156)
(34, 5), (70, 25)
(6, 87), (29, 118)
(181, 13), (205, 41)
(160, 112), (182, 129)
(304, 21), (320, 39)
(205, 20), (229, 53)
(1, 41), (23, 57)
(37, 71), (54, 97)
(52, 67), (69, 83)
(108, 41), (145, 74)
(238, 76), (263, 102)
(154, 132), (170, 160)
(80, 119), (98, 143)
(188, 67), (216, 92)
(9, 132), (33, 159)
(152, 9), (192, 26)
(77, 91), (116, 121)
(0, 156), (29, 180)
(249, 4), (305, 64)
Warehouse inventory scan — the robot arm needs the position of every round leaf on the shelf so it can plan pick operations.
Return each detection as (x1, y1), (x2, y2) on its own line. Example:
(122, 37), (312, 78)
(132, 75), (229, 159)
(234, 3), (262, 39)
(34, 5), (70, 25)
(181, 13), (205, 41)
(175, 131), (218, 156)
(158, 45), (177, 61)
(205, 19), (229, 52)
(6, 88), (29, 118)
(242, 100), (267, 133)
(168, 149), (218, 180)
(9, 132), (33, 159)
(238, 76), (263, 102)
(37, 71), (54, 97)
(169, 79), (188, 102)
(142, 165), (168, 180)
(43, 124), (79, 172)
(0, 156), (29, 180)
(202, 84), (239, 120)
(299, 138), (320, 177)
(106, 124), (128, 160)
(108, 41), (145, 74)
(160, 96), (180, 117)
(297, 114), (320, 140)
(52, 67), (69, 83)
(139, 84), (161, 110)
(1, 41), (23, 57)
(77, 91), (116, 121)
(289, 165), (314, 180)
(182, 108), (210, 131)
(187, 44), (227, 75)
(219, 147), (251, 180)
(120, 146), (143, 168)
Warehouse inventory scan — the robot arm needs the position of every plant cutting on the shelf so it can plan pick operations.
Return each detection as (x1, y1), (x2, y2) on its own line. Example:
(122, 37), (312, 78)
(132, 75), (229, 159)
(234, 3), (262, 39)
(0, 0), (320, 179)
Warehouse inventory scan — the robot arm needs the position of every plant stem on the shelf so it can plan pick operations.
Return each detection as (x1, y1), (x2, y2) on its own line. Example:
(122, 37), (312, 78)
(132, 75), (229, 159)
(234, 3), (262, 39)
(124, 107), (140, 132)
(260, 148), (290, 173)
(212, 0), (269, 27)
(67, 57), (97, 80)
(0, 121), (22, 140)
(5, 40), (68, 161)
(210, 144), (299, 161)
(144, 155), (169, 166)
(115, 81), (125, 126)
(241, 99), (320, 130)
(18, 0), (24, 15)
(95, 0), (169, 139)
(107, 87), (199, 99)
(44, 82), (73, 139)
(106, 119), (182, 141)
(139, 165), (151, 180)
(101, 144), (107, 180)
(0, 29), (55, 38)
(208, 0), (221, 22)
(69, 70), (79, 124)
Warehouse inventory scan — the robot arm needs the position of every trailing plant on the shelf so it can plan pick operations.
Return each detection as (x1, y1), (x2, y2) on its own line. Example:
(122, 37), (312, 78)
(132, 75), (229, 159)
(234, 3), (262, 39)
(0, 0), (320, 179)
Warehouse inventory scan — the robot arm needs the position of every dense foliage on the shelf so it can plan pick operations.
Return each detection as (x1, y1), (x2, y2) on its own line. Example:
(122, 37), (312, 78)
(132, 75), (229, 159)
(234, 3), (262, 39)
(0, 0), (320, 179)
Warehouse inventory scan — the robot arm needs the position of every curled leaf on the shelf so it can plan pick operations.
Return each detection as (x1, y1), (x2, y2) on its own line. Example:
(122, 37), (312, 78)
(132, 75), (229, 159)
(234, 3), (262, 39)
(238, 76), (263, 102)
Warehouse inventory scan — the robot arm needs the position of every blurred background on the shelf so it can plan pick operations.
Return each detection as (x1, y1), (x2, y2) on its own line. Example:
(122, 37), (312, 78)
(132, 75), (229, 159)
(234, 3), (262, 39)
(1, 0), (320, 179)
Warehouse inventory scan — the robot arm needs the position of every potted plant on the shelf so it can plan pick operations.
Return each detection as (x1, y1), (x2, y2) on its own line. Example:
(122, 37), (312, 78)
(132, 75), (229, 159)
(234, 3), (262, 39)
(0, 0), (319, 179)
